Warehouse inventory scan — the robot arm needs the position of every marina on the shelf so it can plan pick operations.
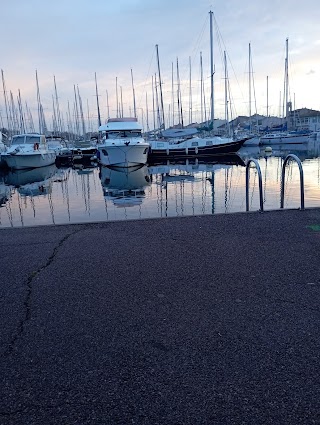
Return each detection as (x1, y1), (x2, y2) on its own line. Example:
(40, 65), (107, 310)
(1, 3), (320, 424)
(1, 141), (320, 228)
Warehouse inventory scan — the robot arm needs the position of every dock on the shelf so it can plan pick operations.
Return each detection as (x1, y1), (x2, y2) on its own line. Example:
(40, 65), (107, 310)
(1, 209), (320, 424)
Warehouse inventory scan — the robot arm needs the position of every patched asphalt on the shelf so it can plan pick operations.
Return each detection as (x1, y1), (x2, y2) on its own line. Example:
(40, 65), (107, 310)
(1, 209), (320, 424)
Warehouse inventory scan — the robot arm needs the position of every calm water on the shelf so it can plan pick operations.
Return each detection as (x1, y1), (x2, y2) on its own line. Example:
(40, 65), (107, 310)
(1, 141), (320, 228)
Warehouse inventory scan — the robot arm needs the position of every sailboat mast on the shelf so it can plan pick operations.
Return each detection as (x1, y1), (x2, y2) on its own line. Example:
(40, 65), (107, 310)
(35, 70), (42, 134)
(17, 89), (26, 134)
(145, 92), (149, 132)
(95, 72), (102, 127)
(120, 86), (124, 118)
(209, 10), (214, 131)
(152, 75), (156, 131)
(284, 38), (289, 125)
(266, 76), (269, 117)
(224, 51), (229, 135)
(176, 57), (184, 128)
(131, 68), (137, 118)
(171, 62), (174, 127)
(155, 44), (165, 130)
(1, 70), (12, 136)
(52, 94), (57, 135)
(106, 89), (110, 120)
(200, 51), (204, 125)
(54, 75), (62, 134)
(77, 86), (86, 138)
(249, 43), (252, 131)
(189, 56), (192, 125)
(115, 77), (119, 118)
(73, 85), (80, 137)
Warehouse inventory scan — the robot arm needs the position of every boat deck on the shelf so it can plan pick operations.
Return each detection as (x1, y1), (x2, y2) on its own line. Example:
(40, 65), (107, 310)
(1, 209), (320, 424)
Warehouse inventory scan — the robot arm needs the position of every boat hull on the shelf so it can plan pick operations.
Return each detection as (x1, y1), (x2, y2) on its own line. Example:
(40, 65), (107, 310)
(2, 151), (56, 170)
(97, 143), (149, 167)
(260, 133), (310, 145)
(148, 138), (246, 161)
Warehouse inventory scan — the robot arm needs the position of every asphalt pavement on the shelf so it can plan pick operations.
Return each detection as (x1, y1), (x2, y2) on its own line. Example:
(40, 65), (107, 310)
(1, 209), (320, 424)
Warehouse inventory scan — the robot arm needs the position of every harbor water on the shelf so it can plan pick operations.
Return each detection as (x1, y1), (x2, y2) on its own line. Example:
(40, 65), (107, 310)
(1, 141), (320, 228)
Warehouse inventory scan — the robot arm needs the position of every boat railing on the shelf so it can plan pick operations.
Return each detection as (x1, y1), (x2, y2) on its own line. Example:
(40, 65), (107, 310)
(246, 158), (264, 212)
(280, 154), (304, 210)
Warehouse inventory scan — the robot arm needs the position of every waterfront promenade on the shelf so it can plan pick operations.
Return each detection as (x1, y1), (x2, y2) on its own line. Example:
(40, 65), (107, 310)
(1, 209), (320, 424)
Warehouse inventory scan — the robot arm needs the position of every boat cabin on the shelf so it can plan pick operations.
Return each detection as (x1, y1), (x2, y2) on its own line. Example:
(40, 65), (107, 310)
(11, 134), (46, 146)
(99, 118), (143, 140)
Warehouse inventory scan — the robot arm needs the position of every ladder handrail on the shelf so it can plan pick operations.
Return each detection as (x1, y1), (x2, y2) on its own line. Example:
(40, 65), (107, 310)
(280, 154), (304, 210)
(246, 158), (264, 212)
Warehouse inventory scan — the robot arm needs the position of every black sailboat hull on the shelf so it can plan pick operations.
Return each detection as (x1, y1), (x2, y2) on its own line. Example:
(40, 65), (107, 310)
(148, 138), (247, 162)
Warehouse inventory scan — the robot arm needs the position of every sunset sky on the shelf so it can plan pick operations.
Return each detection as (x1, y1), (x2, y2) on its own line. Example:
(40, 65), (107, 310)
(1, 0), (319, 131)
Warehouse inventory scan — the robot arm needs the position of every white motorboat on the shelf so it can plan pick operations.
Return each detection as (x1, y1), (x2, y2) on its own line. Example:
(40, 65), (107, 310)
(97, 118), (150, 167)
(1, 134), (56, 170)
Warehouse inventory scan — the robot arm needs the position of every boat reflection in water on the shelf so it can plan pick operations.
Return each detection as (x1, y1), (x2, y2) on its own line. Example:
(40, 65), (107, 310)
(148, 154), (245, 181)
(5, 164), (59, 196)
(99, 165), (151, 207)
(238, 138), (320, 163)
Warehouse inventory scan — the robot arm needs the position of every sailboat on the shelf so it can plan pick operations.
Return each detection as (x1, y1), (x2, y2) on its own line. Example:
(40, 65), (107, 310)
(260, 39), (312, 145)
(148, 12), (249, 161)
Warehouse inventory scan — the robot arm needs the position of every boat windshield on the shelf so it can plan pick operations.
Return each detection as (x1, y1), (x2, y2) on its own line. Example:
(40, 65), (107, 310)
(106, 130), (141, 139)
(11, 136), (26, 145)
(12, 135), (42, 145)
(25, 135), (42, 144)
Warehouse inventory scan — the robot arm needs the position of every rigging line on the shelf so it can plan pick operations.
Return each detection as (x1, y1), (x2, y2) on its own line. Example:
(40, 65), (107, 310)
(136, 48), (155, 110)
(179, 14), (209, 91)
(213, 14), (246, 105)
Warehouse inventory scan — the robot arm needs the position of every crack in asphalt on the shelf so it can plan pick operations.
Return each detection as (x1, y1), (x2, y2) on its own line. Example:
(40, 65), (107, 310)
(0, 230), (81, 359)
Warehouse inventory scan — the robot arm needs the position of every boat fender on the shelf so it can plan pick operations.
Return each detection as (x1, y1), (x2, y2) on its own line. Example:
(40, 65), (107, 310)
(166, 148), (170, 155)
(33, 142), (39, 150)
(185, 147), (188, 155)
(195, 147), (198, 154)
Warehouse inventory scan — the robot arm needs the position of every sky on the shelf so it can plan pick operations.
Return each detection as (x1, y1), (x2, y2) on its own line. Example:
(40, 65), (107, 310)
(1, 0), (320, 132)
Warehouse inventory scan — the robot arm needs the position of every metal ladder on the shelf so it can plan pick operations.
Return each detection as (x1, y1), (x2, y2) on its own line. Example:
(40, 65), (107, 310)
(280, 154), (304, 210)
(246, 158), (264, 212)
(245, 154), (305, 212)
